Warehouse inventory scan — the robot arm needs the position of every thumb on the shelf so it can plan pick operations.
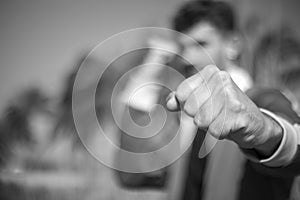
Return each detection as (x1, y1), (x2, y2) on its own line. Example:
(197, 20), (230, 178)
(166, 91), (180, 111)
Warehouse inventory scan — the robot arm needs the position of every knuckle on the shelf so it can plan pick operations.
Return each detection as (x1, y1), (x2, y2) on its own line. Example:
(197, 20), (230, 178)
(218, 73), (245, 113)
(175, 86), (187, 102)
(208, 126), (221, 138)
(205, 64), (219, 73)
(193, 114), (201, 126)
(183, 102), (196, 116)
(201, 65), (219, 79)
(194, 112), (204, 127)
(196, 74), (205, 85)
(230, 100), (245, 113)
(214, 71), (232, 96)
(176, 79), (195, 102)
(218, 71), (232, 85)
(194, 110), (211, 129)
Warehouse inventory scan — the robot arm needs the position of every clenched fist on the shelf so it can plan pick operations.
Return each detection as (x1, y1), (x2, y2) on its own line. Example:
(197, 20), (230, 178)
(166, 65), (282, 156)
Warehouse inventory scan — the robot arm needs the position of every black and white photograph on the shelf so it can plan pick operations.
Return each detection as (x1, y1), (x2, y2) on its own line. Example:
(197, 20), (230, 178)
(0, 0), (300, 199)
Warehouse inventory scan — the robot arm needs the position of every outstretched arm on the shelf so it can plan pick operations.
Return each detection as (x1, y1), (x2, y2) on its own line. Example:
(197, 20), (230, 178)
(166, 65), (299, 171)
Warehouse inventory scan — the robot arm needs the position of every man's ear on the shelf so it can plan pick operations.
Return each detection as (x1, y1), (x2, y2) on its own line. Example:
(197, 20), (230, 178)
(225, 35), (240, 61)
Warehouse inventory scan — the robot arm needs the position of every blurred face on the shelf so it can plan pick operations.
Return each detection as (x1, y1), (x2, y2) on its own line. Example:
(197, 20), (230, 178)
(178, 22), (230, 75)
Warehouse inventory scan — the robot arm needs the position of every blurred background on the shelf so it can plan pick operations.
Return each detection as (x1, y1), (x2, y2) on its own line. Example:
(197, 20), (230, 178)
(1, 0), (300, 199)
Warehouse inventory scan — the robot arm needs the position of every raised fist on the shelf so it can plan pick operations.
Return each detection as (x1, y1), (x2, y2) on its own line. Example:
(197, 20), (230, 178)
(166, 65), (282, 155)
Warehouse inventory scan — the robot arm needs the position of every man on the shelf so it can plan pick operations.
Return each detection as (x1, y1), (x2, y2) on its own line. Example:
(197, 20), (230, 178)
(117, 0), (252, 198)
(170, 1), (253, 199)
(167, 1), (300, 200)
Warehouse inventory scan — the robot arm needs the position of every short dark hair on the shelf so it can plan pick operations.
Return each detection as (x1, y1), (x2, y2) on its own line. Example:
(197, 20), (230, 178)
(172, 0), (236, 34)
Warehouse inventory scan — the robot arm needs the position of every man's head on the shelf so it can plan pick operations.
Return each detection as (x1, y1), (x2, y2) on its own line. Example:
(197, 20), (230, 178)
(173, 1), (240, 73)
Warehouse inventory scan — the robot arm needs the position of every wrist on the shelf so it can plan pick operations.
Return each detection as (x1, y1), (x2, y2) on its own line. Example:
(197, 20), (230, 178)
(254, 113), (283, 157)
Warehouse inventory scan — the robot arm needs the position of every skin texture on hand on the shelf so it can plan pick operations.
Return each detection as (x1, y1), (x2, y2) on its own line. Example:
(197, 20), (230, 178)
(166, 65), (283, 157)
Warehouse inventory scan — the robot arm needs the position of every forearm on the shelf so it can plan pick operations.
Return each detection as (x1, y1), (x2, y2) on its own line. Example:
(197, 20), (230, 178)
(254, 111), (283, 157)
(243, 109), (299, 168)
